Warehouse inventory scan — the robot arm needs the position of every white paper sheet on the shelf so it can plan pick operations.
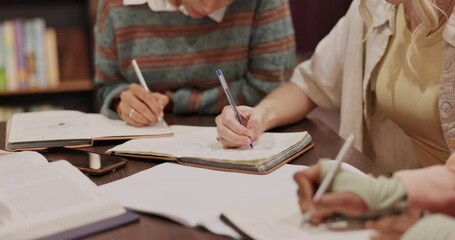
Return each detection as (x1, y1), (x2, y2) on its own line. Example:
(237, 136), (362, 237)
(100, 161), (370, 239)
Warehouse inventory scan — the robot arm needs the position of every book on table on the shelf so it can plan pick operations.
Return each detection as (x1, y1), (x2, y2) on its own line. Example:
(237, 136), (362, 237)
(5, 110), (173, 151)
(0, 151), (138, 240)
(106, 125), (314, 174)
(100, 161), (372, 239)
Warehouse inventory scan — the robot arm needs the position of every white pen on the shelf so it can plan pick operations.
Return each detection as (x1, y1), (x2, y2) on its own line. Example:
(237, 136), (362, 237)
(300, 134), (355, 225)
(131, 59), (163, 121)
(216, 69), (253, 148)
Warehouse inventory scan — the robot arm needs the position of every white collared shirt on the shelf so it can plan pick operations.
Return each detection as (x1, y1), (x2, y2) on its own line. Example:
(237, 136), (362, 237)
(123, 0), (227, 22)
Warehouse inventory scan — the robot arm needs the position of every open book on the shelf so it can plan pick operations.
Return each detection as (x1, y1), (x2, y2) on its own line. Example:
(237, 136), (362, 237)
(100, 162), (308, 239)
(100, 162), (372, 239)
(0, 151), (138, 239)
(106, 125), (313, 174)
(5, 110), (173, 150)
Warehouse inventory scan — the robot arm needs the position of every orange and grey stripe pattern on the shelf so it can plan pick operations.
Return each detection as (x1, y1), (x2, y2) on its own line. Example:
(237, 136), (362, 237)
(94, 0), (295, 117)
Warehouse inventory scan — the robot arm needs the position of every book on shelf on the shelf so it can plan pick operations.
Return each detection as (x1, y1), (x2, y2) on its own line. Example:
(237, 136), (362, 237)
(45, 27), (59, 87)
(0, 151), (139, 239)
(0, 18), (59, 91)
(24, 19), (37, 88)
(0, 23), (5, 90)
(32, 18), (48, 88)
(14, 19), (27, 89)
(107, 125), (313, 174)
(3, 20), (17, 91)
(5, 110), (173, 151)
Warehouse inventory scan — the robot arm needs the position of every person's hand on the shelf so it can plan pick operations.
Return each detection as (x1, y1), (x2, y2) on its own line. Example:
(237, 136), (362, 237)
(116, 83), (169, 127)
(366, 210), (421, 240)
(293, 165), (368, 224)
(214, 106), (267, 148)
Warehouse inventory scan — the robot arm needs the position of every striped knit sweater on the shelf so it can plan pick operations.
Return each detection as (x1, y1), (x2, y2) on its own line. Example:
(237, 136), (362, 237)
(94, 0), (295, 117)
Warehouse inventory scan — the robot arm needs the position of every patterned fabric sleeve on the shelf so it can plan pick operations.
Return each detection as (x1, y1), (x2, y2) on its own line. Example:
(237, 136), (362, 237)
(94, 0), (129, 119)
(94, 0), (295, 116)
(172, 0), (295, 114)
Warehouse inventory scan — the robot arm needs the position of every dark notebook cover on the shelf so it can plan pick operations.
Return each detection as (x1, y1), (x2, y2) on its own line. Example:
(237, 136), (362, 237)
(39, 211), (139, 240)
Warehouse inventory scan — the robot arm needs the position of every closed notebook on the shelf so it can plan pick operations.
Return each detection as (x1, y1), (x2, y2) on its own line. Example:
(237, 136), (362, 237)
(5, 110), (173, 151)
(106, 125), (313, 174)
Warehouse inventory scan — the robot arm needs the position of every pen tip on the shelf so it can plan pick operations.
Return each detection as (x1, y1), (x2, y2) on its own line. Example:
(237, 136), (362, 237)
(216, 69), (222, 76)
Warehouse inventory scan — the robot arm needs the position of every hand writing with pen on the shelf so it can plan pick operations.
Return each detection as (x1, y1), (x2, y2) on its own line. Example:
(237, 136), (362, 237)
(293, 162), (420, 240)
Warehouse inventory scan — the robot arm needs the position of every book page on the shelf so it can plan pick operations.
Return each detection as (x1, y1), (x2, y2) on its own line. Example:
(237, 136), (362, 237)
(107, 125), (309, 162)
(0, 151), (48, 176)
(100, 162), (308, 239)
(0, 158), (125, 239)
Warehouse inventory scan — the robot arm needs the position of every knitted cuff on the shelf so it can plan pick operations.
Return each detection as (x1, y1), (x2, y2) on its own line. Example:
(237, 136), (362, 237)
(402, 214), (455, 240)
(319, 159), (408, 216)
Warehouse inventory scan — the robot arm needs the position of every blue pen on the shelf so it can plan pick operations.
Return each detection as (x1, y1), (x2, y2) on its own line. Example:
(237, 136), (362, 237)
(216, 69), (254, 149)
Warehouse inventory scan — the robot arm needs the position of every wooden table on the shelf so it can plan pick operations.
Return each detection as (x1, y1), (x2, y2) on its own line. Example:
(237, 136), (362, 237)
(0, 115), (385, 239)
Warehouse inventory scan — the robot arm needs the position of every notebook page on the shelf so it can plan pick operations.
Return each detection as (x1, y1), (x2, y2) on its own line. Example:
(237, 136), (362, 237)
(107, 125), (308, 162)
(7, 110), (92, 143)
(100, 162), (308, 238)
(223, 198), (373, 240)
(85, 114), (172, 138)
(8, 110), (173, 145)
(222, 163), (373, 240)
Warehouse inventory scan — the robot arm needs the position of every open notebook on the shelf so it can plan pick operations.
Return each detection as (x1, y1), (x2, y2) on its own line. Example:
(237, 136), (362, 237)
(106, 125), (313, 174)
(0, 151), (138, 239)
(5, 110), (173, 150)
(221, 162), (373, 240)
(100, 162), (374, 239)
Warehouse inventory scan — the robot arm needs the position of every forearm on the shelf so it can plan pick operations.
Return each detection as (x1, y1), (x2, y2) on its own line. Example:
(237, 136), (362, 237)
(395, 165), (455, 216)
(256, 82), (316, 131)
(172, 78), (281, 114)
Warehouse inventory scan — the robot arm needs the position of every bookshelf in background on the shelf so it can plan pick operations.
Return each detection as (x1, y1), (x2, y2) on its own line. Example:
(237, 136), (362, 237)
(0, 0), (95, 121)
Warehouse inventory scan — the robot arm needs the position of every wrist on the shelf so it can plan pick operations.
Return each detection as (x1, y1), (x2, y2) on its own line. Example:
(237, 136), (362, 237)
(319, 160), (407, 216)
(255, 101), (278, 131)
